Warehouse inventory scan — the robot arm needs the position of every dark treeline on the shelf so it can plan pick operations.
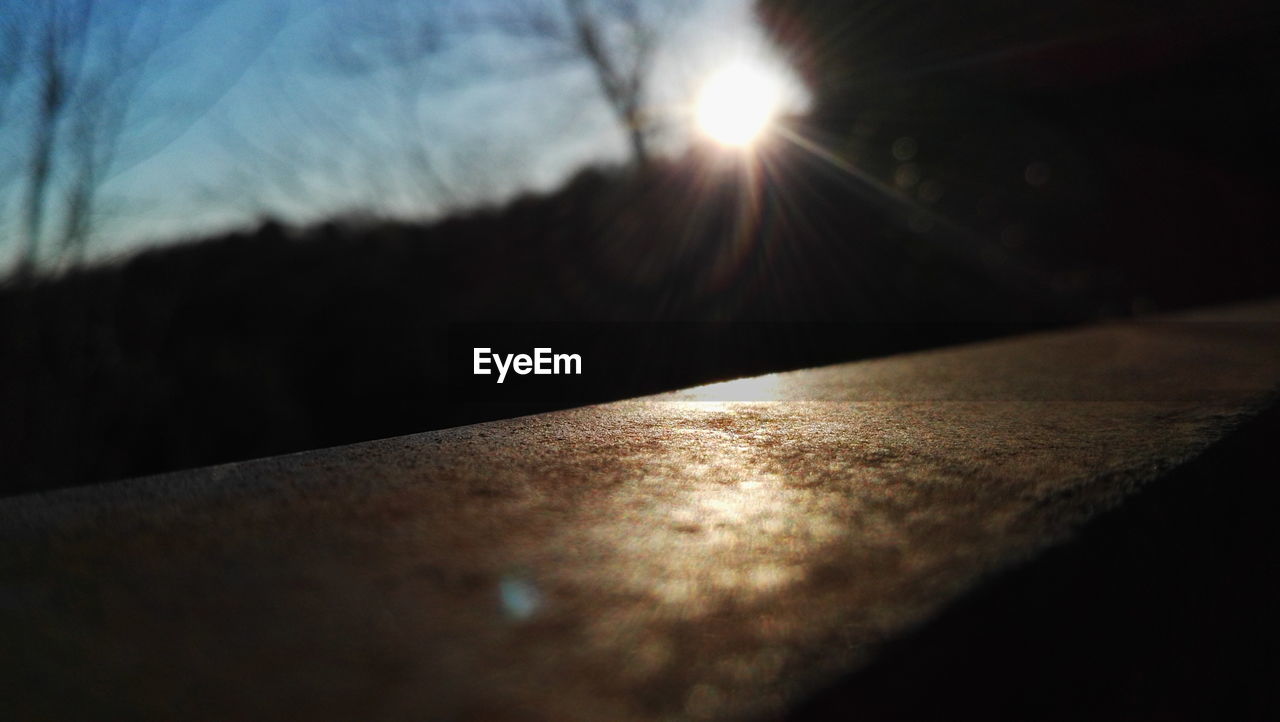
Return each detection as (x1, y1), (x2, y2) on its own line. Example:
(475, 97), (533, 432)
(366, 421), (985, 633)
(0, 155), (1056, 496)
(3, 0), (1279, 496)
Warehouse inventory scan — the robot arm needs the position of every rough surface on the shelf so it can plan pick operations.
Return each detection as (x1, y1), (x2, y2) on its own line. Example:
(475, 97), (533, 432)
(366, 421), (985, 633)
(3, 301), (1280, 721)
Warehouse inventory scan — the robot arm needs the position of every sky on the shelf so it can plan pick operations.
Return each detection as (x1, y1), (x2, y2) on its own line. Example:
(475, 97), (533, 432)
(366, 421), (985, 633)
(0, 0), (807, 268)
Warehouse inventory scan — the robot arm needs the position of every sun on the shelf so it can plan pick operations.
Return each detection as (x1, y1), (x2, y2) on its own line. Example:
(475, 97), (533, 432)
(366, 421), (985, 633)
(695, 64), (785, 148)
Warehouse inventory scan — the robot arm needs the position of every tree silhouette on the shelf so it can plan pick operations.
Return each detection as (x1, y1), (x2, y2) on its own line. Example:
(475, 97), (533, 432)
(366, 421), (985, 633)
(0, 0), (224, 276)
(315, 0), (684, 170)
(484, 0), (681, 166)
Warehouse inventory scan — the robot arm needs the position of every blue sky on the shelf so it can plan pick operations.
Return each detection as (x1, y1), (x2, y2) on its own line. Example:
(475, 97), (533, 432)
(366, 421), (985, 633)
(0, 0), (804, 267)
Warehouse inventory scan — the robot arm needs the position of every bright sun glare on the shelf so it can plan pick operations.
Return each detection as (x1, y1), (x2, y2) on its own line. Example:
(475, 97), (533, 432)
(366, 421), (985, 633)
(695, 64), (786, 148)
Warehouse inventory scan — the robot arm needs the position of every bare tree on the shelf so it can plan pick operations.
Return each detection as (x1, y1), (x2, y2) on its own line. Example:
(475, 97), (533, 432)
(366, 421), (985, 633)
(312, 0), (683, 172)
(0, 6), (31, 266)
(0, 6), (26, 126)
(201, 0), (684, 227)
(201, 18), (461, 226)
(315, 1), (456, 206)
(473, 0), (682, 166)
(1, 0), (224, 276)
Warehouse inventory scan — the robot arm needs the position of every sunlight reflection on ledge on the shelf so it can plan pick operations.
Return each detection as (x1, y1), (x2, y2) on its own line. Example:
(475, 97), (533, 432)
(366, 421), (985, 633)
(601, 376), (849, 619)
(667, 372), (787, 404)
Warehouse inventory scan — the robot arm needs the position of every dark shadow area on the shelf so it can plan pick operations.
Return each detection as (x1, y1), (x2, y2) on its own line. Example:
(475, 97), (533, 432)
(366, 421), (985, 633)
(786, 403), (1280, 721)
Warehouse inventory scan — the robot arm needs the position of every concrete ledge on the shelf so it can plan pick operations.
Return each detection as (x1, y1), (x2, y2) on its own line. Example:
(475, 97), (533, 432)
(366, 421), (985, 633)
(3, 301), (1279, 720)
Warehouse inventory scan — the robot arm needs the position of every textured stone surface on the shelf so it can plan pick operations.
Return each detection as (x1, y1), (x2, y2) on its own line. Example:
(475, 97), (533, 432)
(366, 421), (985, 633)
(3, 301), (1279, 721)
